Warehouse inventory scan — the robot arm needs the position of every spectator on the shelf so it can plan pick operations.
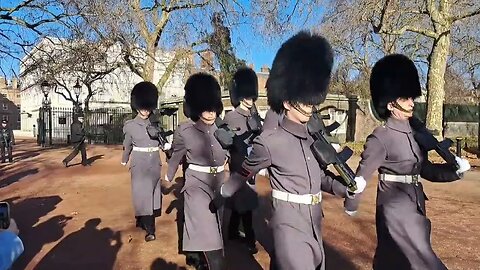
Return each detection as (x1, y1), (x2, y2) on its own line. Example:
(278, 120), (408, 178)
(0, 218), (24, 270)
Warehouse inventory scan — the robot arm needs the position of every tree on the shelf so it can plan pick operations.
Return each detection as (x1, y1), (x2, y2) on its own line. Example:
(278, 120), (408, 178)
(0, 0), (69, 76)
(66, 0), (216, 96)
(206, 12), (245, 90)
(20, 37), (121, 110)
(371, 0), (480, 134)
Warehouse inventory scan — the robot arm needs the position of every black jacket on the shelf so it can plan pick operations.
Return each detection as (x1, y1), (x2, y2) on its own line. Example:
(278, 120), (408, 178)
(0, 127), (14, 145)
(71, 121), (85, 143)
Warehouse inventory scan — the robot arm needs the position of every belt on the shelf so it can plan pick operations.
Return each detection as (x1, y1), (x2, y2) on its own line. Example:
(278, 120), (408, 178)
(379, 173), (421, 184)
(271, 189), (322, 205)
(188, 164), (225, 174)
(132, 146), (159, 152)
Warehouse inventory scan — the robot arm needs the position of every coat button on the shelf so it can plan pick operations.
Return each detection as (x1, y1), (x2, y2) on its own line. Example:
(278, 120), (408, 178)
(307, 157), (310, 160)
(211, 144), (213, 147)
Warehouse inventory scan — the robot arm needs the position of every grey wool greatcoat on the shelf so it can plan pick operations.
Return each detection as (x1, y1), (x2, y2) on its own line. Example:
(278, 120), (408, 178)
(167, 120), (229, 251)
(223, 107), (258, 213)
(348, 117), (460, 270)
(122, 115), (162, 216)
(262, 108), (282, 131)
(221, 117), (350, 270)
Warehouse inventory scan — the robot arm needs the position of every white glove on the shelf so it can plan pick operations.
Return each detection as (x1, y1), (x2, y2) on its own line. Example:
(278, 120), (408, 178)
(351, 176), (366, 194)
(345, 210), (357, 217)
(331, 143), (341, 152)
(163, 143), (172, 151)
(121, 162), (127, 166)
(257, 168), (268, 177)
(455, 156), (470, 176)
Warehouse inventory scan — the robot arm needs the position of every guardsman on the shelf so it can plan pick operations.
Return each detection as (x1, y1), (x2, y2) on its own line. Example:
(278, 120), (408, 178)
(166, 73), (228, 270)
(346, 54), (471, 270)
(0, 119), (14, 163)
(122, 81), (168, 242)
(214, 31), (366, 270)
(223, 67), (259, 254)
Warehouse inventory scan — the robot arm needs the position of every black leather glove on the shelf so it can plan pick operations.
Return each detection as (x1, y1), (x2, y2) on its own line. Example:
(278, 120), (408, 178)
(214, 128), (234, 149)
(209, 189), (226, 213)
(165, 148), (174, 160)
(247, 116), (262, 134)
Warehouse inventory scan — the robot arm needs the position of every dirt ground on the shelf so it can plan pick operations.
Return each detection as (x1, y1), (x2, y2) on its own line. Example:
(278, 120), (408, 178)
(1, 138), (479, 270)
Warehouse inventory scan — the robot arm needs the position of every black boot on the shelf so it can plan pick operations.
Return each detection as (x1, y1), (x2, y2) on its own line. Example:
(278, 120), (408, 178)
(242, 211), (258, 254)
(228, 210), (243, 241)
(140, 215), (156, 242)
(135, 216), (143, 228)
(186, 252), (208, 269)
(204, 249), (226, 270)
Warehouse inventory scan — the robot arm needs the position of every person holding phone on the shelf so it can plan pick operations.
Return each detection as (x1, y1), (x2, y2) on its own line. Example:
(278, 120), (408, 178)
(0, 202), (24, 270)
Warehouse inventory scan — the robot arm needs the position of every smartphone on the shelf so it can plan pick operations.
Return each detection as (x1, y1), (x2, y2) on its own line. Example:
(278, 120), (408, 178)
(0, 202), (10, 229)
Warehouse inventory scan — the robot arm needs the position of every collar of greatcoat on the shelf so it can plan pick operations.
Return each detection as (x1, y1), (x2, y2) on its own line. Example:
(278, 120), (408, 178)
(235, 107), (251, 117)
(280, 117), (308, 139)
(385, 117), (412, 133)
(134, 115), (150, 125)
(193, 119), (217, 134)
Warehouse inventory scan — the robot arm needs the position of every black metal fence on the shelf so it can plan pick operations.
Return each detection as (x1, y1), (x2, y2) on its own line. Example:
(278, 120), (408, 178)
(84, 108), (133, 144)
(414, 103), (479, 123)
(37, 107), (133, 145)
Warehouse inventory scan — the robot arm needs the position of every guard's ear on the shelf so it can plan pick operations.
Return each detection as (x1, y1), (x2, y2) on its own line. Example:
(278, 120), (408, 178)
(283, 101), (292, 111)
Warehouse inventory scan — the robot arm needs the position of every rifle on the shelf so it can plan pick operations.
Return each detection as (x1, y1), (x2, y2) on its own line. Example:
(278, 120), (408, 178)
(148, 112), (174, 150)
(247, 103), (263, 134)
(409, 116), (459, 169)
(307, 107), (358, 192)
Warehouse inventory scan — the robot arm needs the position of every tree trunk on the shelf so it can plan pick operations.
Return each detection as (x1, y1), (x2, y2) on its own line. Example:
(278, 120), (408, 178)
(144, 43), (156, 82)
(156, 51), (184, 99)
(426, 32), (451, 136)
(84, 96), (91, 112)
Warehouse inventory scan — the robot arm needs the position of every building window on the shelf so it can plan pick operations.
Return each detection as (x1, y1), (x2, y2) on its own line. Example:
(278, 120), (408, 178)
(17, 114), (21, 122)
(16, 94), (20, 98)
(2, 115), (8, 122)
(2, 103), (7, 110)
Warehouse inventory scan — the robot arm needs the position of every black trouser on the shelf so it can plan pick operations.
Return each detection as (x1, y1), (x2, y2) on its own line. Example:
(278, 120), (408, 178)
(63, 141), (87, 165)
(0, 142), (12, 162)
(228, 209), (255, 246)
(186, 250), (226, 270)
(135, 215), (155, 234)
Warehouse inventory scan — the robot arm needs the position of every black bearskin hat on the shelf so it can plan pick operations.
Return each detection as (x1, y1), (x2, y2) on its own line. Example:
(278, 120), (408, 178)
(184, 73), (223, 121)
(370, 54), (422, 120)
(229, 67), (258, 107)
(182, 101), (191, 119)
(266, 31), (334, 113)
(130, 81), (158, 111)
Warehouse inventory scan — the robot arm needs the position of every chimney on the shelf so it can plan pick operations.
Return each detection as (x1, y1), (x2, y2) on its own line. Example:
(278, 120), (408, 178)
(11, 78), (18, 89)
(187, 54), (195, 68)
(200, 51), (214, 70)
(260, 65), (270, 73)
(0, 77), (6, 88)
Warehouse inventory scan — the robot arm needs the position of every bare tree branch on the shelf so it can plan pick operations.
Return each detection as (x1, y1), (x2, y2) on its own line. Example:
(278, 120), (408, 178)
(450, 8), (480, 22)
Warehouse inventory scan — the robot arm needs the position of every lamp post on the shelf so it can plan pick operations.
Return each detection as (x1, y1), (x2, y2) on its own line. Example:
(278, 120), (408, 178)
(40, 80), (53, 146)
(73, 79), (82, 116)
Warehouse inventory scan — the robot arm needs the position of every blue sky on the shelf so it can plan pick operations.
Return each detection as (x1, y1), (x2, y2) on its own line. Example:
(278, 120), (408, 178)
(0, 0), (323, 79)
